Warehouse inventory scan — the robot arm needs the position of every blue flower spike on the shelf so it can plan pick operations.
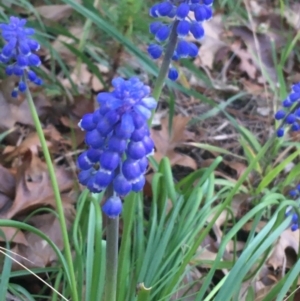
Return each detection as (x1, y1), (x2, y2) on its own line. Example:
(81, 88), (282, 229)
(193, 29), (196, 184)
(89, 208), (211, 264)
(285, 187), (300, 231)
(77, 77), (156, 219)
(148, 0), (214, 81)
(275, 82), (300, 137)
(0, 17), (43, 98)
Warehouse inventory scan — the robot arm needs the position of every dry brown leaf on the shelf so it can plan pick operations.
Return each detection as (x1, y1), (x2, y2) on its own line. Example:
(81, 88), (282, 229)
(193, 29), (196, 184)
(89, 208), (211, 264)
(199, 15), (227, 69)
(231, 41), (257, 79)
(151, 116), (197, 169)
(0, 227), (28, 246)
(187, 14), (226, 69)
(0, 151), (74, 219)
(0, 166), (15, 214)
(170, 265), (202, 301)
(0, 84), (50, 131)
(284, 3), (300, 30)
(51, 26), (82, 64)
(36, 5), (73, 22)
(230, 25), (286, 83)
(267, 229), (299, 271)
(15, 202), (75, 269)
(62, 63), (92, 90)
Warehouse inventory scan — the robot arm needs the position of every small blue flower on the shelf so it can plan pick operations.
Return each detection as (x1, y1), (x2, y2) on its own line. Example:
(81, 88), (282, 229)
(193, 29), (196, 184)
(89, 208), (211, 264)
(285, 186), (300, 231)
(275, 82), (300, 137)
(188, 42), (199, 57)
(0, 16), (43, 97)
(149, 21), (163, 35)
(156, 1), (173, 16)
(190, 22), (204, 40)
(77, 77), (156, 218)
(274, 110), (285, 120)
(155, 25), (170, 42)
(148, 0), (214, 81)
(276, 128), (284, 137)
(286, 114), (296, 124)
(176, 3), (190, 20)
(177, 20), (191, 37)
(147, 44), (163, 59)
(168, 67), (179, 80)
(176, 40), (190, 58)
(102, 196), (123, 219)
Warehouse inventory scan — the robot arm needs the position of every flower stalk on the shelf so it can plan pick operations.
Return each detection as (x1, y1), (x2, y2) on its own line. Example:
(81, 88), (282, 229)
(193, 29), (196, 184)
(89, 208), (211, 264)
(152, 20), (179, 103)
(25, 87), (78, 301)
(105, 216), (119, 301)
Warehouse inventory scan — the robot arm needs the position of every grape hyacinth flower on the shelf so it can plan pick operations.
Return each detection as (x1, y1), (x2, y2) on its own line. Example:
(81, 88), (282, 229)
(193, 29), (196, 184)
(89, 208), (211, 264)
(148, 0), (214, 80)
(77, 77), (156, 218)
(274, 82), (300, 137)
(0, 16), (42, 97)
(285, 185), (300, 231)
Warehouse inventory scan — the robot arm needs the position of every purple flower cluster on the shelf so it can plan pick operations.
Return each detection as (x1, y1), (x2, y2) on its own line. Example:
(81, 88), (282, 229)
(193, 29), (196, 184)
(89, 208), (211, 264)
(285, 185), (300, 231)
(77, 77), (156, 218)
(0, 17), (42, 97)
(148, 0), (214, 80)
(275, 82), (300, 137)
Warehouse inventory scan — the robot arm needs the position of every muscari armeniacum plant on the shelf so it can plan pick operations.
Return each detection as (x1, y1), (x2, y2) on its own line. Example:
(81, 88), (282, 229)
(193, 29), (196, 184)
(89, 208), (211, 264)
(148, 0), (214, 102)
(0, 17), (80, 301)
(0, 17), (42, 97)
(275, 82), (300, 231)
(76, 1), (213, 301)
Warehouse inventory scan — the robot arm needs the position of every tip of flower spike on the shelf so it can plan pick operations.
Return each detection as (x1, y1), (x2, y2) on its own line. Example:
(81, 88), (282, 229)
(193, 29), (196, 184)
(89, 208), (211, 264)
(168, 67), (179, 81)
(18, 81), (26, 92)
(290, 190), (298, 197)
(292, 213), (299, 224)
(291, 223), (299, 231)
(276, 128), (285, 137)
(11, 90), (18, 98)
(102, 196), (122, 218)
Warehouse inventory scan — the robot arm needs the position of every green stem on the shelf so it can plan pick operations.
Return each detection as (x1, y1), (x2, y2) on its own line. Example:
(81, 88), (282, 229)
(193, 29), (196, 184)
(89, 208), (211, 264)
(75, 0), (100, 77)
(25, 88), (78, 301)
(152, 20), (179, 102)
(105, 216), (119, 301)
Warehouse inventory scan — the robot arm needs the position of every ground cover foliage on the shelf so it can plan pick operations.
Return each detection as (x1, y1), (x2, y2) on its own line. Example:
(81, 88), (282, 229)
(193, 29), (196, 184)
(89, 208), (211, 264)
(0, 0), (299, 300)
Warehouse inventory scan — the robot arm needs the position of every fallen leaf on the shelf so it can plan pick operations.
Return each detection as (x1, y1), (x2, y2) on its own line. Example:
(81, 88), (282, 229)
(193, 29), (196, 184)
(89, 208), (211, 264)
(36, 5), (73, 22)
(0, 151), (74, 219)
(230, 25), (286, 83)
(50, 26), (82, 64)
(151, 116), (197, 169)
(199, 15), (227, 69)
(170, 265), (202, 301)
(267, 228), (299, 271)
(231, 41), (257, 79)
(0, 227), (28, 246)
